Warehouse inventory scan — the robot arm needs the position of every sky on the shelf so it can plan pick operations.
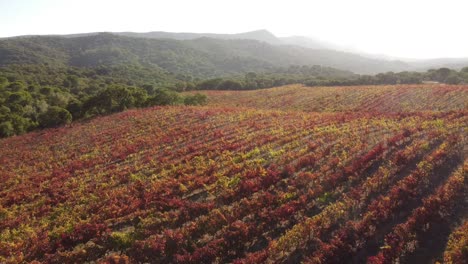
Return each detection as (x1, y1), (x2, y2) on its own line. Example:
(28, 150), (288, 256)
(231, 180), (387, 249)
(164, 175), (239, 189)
(1, 0), (467, 59)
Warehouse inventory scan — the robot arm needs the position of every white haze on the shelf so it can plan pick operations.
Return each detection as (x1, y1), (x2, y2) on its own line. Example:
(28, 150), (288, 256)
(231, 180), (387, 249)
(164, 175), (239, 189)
(1, 0), (467, 59)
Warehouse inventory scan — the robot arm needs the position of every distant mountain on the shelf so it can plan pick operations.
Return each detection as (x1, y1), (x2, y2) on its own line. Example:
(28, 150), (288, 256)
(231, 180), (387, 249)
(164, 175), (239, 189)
(115, 31), (468, 72)
(279, 36), (334, 50)
(0, 33), (414, 75)
(3, 29), (467, 74)
(54, 29), (283, 45)
(116, 29), (283, 45)
(408, 58), (468, 71)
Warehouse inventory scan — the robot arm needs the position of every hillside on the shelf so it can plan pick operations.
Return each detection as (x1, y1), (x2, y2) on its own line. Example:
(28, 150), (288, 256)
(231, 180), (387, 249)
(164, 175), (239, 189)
(0, 33), (410, 75)
(54, 29), (468, 72)
(116, 29), (283, 45)
(1, 84), (467, 263)
(196, 84), (468, 112)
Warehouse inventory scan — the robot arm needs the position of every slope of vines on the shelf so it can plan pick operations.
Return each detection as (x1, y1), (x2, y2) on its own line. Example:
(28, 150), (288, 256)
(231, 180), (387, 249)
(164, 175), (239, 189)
(1, 84), (467, 263)
(197, 84), (468, 113)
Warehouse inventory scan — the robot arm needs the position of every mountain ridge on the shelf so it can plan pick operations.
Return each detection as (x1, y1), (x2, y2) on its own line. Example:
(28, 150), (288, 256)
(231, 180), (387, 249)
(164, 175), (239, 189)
(0, 32), (413, 75)
(3, 29), (468, 68)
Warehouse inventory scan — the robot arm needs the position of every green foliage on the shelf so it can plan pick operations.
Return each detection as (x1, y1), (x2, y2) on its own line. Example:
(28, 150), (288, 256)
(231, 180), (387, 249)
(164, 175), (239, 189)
(109, 229), (135, 250)
(0, 121), (15, 137)
(0, 64), (211, 138)
(193, 66), (467, 90)
(196, 78), (223, 90)
(83, 85), (148, 115)
(66, 98), (83, 119)
(0, 76), (8, 88)
(184, 93), (207, 105)
(426, 68), (467, 84)
(146, 88), (182, 106)
(38, 106), (72, 128)
(7, 114), (34, 134)
(445, 73), (462, 84)
(7, 81), (26, 92)
(219, 80), (244, 90)
(6, 91), (33, 108)
(192, 65), (356, 90)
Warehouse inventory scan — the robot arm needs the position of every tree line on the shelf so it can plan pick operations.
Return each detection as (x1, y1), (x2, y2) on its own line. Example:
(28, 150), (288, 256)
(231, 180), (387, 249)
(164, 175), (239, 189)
(191, 67), (468, 91)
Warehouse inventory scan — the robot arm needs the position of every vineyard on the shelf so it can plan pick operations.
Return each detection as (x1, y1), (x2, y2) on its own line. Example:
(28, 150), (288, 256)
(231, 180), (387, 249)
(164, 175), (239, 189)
(198, 84), (468, 112)
(0, 84), (467, 263)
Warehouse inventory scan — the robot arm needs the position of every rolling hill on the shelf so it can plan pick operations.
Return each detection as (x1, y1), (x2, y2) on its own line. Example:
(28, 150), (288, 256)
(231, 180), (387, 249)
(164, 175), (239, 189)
(3, 29), (468, 76)
(1, 84), (467, 263)
(114, 30), (468, 71)
(116, 29), (284, 45)
(0, 33), (410, 75)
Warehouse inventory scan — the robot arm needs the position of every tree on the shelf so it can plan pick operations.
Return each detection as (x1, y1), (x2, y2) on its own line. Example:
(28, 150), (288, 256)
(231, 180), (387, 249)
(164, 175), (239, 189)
(431, 68), (452, 82)
(38, 106), (72, 128)
(0, 105), (11, 116)
(375, 72), (398, 85)
(0, 76), (8, 89)
(445, 73), (462, 84)
(130, 87), (149, 107)
(7, 81), (26, 92)
(66, 98), (83, 119)
(196, 78), (223, 90)
(8, 114), (34, 134)
(63, 75), (82, 91)
(218, 80), (243, 90)
(83, 85), (148, 115)
(245, 72), (257, 80)
(0, 121), (15, 137)
(147, 88), (181, 106)
(6, 91), (33, 106)
(47, 91), (71, 108)
(141, 84), (155, 94)
(184, 93), (207, 105)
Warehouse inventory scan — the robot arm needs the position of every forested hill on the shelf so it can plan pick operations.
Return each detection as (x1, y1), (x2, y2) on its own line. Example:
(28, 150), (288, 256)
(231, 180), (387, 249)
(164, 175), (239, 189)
(116, 29), (284, 45)
(0, 33), (408, 75)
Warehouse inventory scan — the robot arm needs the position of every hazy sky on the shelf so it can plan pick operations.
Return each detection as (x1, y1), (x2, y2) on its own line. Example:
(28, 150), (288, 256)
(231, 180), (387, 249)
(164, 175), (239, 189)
(1, 0), (467, 59)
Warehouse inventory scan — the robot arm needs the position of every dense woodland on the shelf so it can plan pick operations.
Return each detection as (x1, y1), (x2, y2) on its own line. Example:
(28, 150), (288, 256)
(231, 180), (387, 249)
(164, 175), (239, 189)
(0, 65), (207, 137)
(0, 33), (409, 75)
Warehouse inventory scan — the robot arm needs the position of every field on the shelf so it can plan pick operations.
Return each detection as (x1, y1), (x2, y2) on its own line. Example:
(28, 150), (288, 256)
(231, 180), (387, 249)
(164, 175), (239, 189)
(1, 84), (467, 263)
(198, 84), (467, 112)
